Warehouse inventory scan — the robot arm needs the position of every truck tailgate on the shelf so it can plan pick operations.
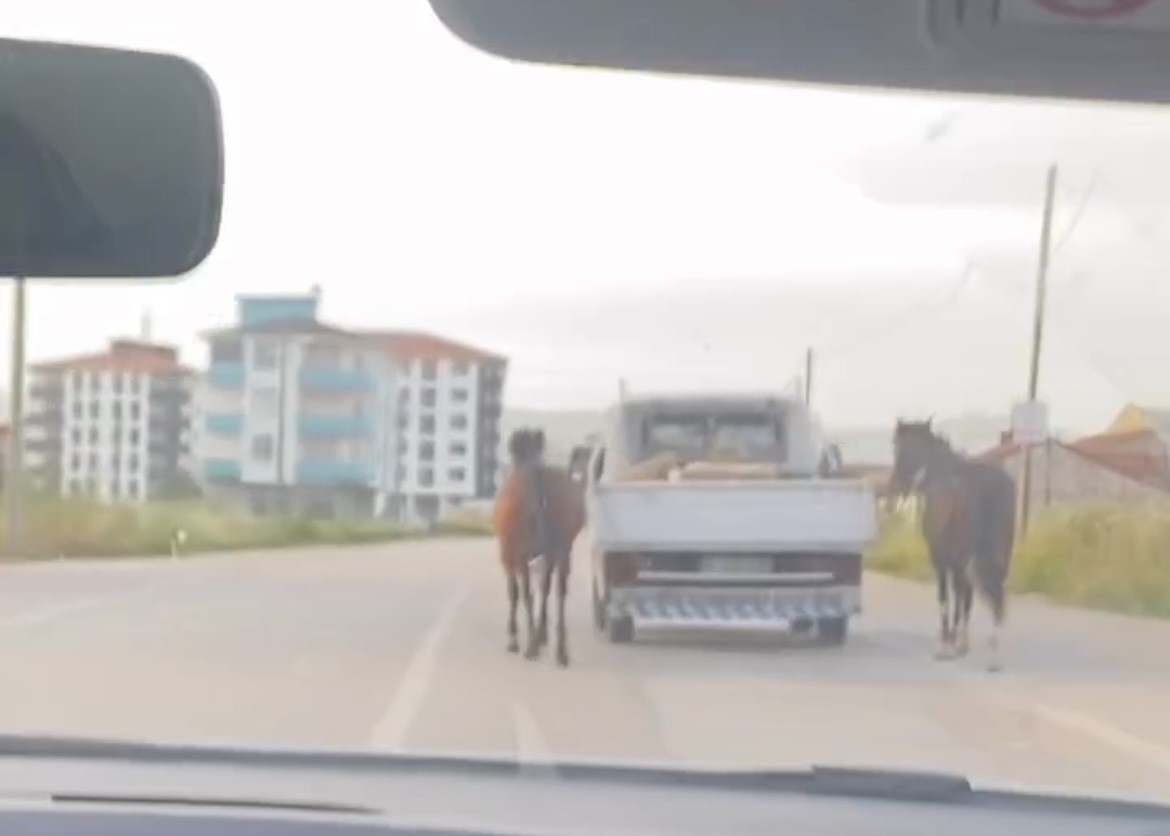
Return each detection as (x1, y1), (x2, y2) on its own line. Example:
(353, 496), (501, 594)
(589, 480), (876, 552)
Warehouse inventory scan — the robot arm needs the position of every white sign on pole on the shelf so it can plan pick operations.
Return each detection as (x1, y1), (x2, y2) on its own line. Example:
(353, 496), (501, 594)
(1011, 400), (1050, 445)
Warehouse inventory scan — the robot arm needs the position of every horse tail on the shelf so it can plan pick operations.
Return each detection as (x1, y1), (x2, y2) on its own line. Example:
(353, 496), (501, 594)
(972, 472), (1016, 624)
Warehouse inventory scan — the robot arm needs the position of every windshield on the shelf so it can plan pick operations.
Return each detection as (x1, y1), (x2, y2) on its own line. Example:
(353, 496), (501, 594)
(5, 0), (1170, 811)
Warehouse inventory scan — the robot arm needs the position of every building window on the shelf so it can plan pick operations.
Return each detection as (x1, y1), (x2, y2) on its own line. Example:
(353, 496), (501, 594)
(252, 386), (278, 419)
(419, 467), (434, 487)
(251, 434), (275, 461)
(449, 441), (467, 457)
(130, 401), (141, 421)
(419, 441), (435, 461)
(421, 361), (437, 381)
(452, 361), (470, 375)
(129, 429), (140, 445)
(253, 340), (279, 370)
(420, 415), (436, 435)
(450, 415), (468, 431)
(420, 388), (436, 408)
(70, 453), (80, 472)
(72, 402), (82, 419)
(89, 401), (100, 418)
(448, 467), (466, 482)
(210, 337), (243, 364)
(451, 388), (469, 403)
(71, 428), (81, 444)
(128, 454), (140, 472)
(88, 428), (99, 444)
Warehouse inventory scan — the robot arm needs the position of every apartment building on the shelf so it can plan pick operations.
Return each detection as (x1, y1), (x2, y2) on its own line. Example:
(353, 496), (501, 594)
(198, 292), (506, 521)
(25, 339), (196, 502)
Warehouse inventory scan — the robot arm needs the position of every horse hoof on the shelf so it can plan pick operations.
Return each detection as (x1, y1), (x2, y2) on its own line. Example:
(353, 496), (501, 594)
(556, 650), (570, 667)
(987, 662), (1002, 674)
(506, 638), (519, 654)
(524, 645), (541, 661)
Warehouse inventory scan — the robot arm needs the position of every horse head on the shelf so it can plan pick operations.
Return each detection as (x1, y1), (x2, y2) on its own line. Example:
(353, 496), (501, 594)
(890, 417), (940, 497)
(507, 427), (546, 469)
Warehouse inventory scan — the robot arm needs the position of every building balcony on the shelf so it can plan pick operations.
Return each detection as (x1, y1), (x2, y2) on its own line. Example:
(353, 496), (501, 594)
(295, 459), (370, 486)
(203, 457), (242, 483)
(298, 366), (370, 393)
(207, 362), (245, 389)
(204, 412), (244, 436)
(299, 413), (369, 438)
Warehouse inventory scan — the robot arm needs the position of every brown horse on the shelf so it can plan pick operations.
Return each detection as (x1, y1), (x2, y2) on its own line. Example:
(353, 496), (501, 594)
(493, 428), (586, 666)
(889, 419), (1016, 672)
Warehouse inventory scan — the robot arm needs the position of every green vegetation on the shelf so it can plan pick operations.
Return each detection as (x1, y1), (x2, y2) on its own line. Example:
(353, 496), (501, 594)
(0, 498), (493, 560)
(868, 503), (1170, 618)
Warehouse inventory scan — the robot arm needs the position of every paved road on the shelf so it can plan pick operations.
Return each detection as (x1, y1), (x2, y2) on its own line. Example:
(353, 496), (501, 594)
(1, 539), (1169, 803)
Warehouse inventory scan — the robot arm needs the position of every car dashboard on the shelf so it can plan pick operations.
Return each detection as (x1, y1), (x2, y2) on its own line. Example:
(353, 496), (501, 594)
(0, 737), (1166, 836)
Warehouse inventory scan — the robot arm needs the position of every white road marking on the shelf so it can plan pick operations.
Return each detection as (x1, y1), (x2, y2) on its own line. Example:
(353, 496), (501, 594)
(368, 586), (469, 751)
(0, 585), (166, 629)
(512, 702), (560, 778)
(1032, 704), (1170, 774)
(955, 667), (1170, 775)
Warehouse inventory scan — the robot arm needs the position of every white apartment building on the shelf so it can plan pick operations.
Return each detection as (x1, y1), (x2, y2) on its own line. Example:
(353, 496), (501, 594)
(25, 339), (196, 502)
(198, 294), (506, 522)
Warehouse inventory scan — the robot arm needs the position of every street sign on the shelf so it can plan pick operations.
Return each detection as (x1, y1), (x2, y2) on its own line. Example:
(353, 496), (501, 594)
(1011, 400), (1050, 445)
(1002, 0), (1170, 31)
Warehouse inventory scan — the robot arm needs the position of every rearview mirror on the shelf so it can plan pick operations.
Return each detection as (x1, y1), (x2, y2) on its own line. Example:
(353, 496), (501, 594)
(429, 0), (1170, 107)
(0, 38), (223, 279)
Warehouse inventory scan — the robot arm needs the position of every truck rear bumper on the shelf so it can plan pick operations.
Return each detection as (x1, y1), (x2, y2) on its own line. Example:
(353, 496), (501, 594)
(606, 584), (861, 630)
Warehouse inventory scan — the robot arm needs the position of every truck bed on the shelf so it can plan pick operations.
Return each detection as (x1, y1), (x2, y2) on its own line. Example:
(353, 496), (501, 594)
(588, 479), (876, 553)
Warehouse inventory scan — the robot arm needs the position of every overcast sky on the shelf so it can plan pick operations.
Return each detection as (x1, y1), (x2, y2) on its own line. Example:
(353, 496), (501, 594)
(5, 1), (1170, 432)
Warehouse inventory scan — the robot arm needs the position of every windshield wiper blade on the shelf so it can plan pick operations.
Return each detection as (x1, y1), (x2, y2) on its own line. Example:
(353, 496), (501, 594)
(806, 767), (972, 802)
(47, 793), (378, 815)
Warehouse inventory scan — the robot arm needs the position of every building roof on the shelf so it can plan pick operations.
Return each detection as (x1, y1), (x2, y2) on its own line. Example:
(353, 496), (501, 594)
(200, 319), (358, 340)
(30, 339), (193, 375)
(978, 432), (1170, 491)
(359, 330), (507, 364)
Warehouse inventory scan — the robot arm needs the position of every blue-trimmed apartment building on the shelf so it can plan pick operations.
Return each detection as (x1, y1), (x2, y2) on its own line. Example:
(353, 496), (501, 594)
(197, 292), (506, 521)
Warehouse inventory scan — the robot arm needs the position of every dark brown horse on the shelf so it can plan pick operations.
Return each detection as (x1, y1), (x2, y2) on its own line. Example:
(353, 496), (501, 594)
(493, 428), (586, 666)
(889, 419), (1016, 671)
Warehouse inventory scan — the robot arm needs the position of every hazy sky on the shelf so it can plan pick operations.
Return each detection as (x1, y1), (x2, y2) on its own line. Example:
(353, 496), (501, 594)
(7, 1), (1170, 432)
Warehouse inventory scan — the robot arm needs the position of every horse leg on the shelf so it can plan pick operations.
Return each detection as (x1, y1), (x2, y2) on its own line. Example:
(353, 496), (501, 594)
(986, 571), (1007, 674)
(933, 562), (953, 660)
(554, 552), (570, 668)
(506, 569), (520, 654)
(521, 561), (540, 660)
(534, 554), (554, 653)
(954, 569), (973, 657)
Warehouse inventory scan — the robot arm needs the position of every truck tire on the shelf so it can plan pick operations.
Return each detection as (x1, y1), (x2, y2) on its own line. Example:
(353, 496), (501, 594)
(817, 616), (849, 646)
(606, 613), (635, 644)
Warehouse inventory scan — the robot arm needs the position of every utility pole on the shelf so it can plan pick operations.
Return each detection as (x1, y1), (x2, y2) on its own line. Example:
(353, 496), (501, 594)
(6, 276), (26, 557)
(1019, 164), (1058, 535)
(803, 347), (814, 408)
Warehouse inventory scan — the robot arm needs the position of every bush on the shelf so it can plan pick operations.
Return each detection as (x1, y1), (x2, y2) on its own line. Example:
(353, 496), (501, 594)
(0, 498), (493, 560)
(867, 503), (1170, 618)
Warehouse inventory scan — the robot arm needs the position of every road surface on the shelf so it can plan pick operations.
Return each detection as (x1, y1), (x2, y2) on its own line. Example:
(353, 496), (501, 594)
(1, 538), (1169, 803)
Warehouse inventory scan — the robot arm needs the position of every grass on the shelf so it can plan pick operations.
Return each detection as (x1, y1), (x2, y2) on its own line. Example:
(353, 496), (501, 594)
(868, 503), (1170, 619)
(0, 497), (494, 560)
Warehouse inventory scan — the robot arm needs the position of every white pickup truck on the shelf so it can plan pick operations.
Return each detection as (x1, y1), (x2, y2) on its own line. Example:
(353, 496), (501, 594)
(585, 392), (876, 645)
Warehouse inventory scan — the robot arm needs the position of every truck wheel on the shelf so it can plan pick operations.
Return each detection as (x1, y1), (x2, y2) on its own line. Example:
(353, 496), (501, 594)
(817, 617), (849, 646)
(591, 581), (607, 631)
(606, 614), (634, 644)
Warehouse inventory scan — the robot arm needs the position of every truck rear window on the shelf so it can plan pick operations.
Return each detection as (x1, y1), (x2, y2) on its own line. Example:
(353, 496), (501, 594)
(643, 412), (786, 460)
